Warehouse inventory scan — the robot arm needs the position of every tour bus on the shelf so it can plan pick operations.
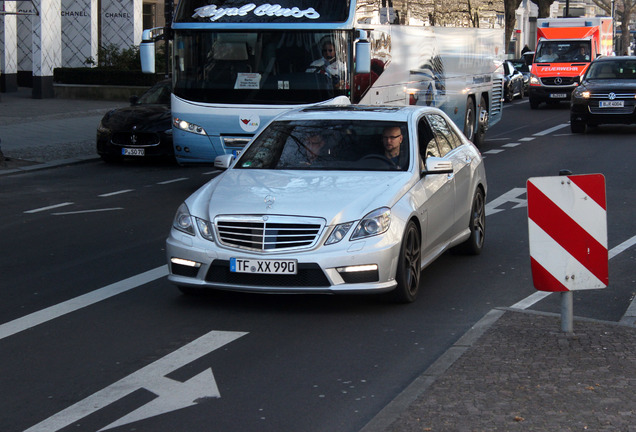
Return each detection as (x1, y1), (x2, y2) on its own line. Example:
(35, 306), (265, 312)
(141, 0), (505, 164)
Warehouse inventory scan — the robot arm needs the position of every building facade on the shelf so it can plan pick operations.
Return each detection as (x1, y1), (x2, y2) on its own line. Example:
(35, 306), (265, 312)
(1, 0), (168, 97)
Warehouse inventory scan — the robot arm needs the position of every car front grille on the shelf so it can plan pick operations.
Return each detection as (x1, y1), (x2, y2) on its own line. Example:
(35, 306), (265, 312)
(588, 93), (636, 115)
(540, 77), (577, 86)
(215, 216), (324, 252)
(112, 132), (161, 146)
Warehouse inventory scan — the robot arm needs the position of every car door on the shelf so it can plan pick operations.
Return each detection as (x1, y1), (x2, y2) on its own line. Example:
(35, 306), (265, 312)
(412, 115), (456, 259)
(426, 113), (473, 238)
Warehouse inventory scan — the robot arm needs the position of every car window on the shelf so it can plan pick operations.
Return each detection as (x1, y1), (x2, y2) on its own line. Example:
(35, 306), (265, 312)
(418, 117), (439, 159)
(236, 120), (410, 171)
(426, 113), (457, 156)
(138, 81), (171, 105)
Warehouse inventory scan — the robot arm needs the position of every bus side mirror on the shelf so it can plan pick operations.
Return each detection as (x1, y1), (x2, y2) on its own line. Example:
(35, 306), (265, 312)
(355, 36), (371, 74)
(140, 40), (155, 74)
(140, 28), (165, 74)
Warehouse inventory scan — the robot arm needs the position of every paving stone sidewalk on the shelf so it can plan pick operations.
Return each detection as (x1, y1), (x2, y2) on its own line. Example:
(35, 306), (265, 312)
(363, 309), (636, 432)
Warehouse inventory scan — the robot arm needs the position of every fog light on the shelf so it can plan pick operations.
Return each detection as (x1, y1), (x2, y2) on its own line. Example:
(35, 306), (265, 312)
(336, 264), (379, 284)
(171, 257), (201, 268)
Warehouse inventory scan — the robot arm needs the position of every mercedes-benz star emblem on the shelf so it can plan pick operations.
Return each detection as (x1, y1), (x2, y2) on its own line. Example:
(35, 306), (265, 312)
(554, 77), (562, 85)
(264, 195), (275, 209)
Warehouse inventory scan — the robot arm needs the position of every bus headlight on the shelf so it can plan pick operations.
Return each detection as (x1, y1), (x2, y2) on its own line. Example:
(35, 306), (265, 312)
(174, 117), (207, 135)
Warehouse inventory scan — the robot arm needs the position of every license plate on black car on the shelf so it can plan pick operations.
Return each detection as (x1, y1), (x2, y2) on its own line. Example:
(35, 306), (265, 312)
(549, 93), (567, 99)
(122, 148), (145, 156)
(599, 100), (624, 108)
(230, 258), (297, 274)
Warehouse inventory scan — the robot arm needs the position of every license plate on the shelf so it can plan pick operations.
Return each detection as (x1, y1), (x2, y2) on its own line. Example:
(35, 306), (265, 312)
(599, 100), (624, 108)
(549, 93), (567, 99)
(230, 257), (297, 274)
(122, 148), (145, 156)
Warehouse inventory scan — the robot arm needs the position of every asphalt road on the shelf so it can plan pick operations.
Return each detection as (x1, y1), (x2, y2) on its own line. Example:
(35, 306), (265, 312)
(0, 100), (634, 432)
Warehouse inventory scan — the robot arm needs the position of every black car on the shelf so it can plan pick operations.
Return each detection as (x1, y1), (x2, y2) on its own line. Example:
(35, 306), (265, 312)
(571, 56), (636, 133)
(510, 59), (530, 93)
(96, 79), (173, 162)
(503, 60), (524, 101)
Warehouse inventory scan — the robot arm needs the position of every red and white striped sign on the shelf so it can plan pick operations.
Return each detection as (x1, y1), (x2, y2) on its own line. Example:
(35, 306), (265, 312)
(527, 174), (608, 292)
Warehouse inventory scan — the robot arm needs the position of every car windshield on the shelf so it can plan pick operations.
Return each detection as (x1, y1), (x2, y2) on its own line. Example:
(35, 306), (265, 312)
(137, 82), (171, 105)
(235, 120), (410, 171)
(535, 41), (591, 63)
(586, 60), (636, 80)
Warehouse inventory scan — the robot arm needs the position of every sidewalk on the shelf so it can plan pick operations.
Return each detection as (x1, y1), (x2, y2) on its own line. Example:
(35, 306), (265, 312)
(1, 89), (635, 431)
(361, 308), (636, 432)
(0, 87), (122, 172)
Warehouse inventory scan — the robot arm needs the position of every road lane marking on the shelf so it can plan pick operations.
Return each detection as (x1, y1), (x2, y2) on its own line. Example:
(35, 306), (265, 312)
(24, 330), (247, 432)
(533, 123), (569, 136)
(157, 178), (188, 185)
(0, 266), (168, 341)
(52, 208), (123, 215)
(609, 234), (636, 259)
(24, 202), (73, 214)
(99, 190), (134, 197)
(483, 149), (504, 155)
(502, 143), (520, 148)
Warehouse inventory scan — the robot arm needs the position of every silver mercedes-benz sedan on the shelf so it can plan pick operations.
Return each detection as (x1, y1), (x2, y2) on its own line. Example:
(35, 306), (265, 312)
(166, 105), (486, 302)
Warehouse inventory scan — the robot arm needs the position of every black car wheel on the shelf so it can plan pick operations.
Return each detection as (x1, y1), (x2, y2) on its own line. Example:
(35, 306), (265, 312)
(570, 118), (586, 134)
(391, 220), (421, 303)
(453, 188), (486, 255)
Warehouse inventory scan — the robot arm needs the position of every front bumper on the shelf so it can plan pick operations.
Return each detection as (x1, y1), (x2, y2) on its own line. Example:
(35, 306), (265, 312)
(166, 226), (401, 295)
(528, 85), (576, 102)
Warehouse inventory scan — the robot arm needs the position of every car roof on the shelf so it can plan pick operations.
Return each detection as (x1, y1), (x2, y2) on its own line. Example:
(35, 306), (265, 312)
(276, 105), (441, 122)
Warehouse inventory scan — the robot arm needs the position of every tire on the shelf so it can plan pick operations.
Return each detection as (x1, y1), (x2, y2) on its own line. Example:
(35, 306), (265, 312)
(516, 84), (524, 99)
(463, 98), (476, 143)
(453, 188), (486, 255)
(504, 85), (513, 102)
(529, 97), (539, 109)
(473, 96), (487, 148)
(570, 118), (586, 134)
(391, 220), (422, 303)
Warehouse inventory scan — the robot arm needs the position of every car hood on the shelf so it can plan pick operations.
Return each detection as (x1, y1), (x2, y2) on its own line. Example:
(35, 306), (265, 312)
(188, 169), (416, 225)
(581, 79), (636, 92)
(101, 104), (171, 132)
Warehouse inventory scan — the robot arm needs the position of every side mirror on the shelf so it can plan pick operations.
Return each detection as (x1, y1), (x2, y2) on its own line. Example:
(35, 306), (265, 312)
(354, 32), (371, 74)
(425, 157), (453, 174)
(140, 40), (155, 74)
(214, 154), (235, 170)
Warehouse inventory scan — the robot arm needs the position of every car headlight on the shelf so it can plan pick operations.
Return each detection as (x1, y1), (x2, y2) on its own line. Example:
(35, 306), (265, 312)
(97, 120), (110, 134)
(351, 207), (391, 240)
(325, 222), (354, 245)
(174, 117), (207, 135)
(173, 203), (195, 235)
(529, 74), (541, 85)
(573, 89), (590, 99)
(196, 218), (214, 242)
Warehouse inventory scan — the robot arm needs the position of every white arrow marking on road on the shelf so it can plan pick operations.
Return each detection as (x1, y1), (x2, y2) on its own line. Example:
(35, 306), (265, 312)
(24, 330), (247, 432)
(485, 187), (527, 216)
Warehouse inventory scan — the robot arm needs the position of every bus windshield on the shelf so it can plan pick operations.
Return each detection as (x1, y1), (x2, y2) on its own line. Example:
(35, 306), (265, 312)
(173, 30), (351, 104)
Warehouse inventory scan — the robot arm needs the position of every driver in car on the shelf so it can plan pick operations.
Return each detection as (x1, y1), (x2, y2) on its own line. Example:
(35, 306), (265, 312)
(306, 40), (346, 88)
(382, 126), (404, 167)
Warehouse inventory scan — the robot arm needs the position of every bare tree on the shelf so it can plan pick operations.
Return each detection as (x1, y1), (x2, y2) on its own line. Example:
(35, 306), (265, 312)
(530, 0), (557, 17)
(504, 0), (523, 52)
(593, 0), (636, 54)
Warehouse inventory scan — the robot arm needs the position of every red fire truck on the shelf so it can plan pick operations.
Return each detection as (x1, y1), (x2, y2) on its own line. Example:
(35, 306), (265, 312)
(529, 17), (613, 109)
